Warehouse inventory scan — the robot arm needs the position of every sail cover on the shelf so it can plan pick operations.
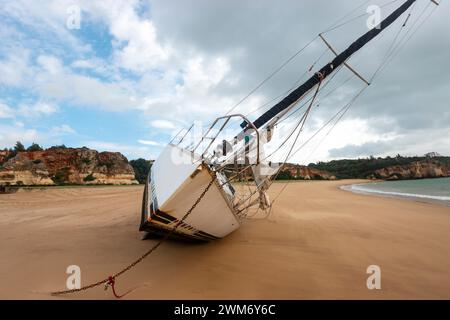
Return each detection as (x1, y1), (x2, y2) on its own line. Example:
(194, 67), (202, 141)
(248, 0), (416, 129)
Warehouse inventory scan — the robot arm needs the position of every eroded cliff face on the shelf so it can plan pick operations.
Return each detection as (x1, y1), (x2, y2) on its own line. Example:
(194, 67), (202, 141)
(0, 150), (11, 164)
(0, 148), (138, 185)
(282, 164), (336, 180)
(373, 160), (450, 180)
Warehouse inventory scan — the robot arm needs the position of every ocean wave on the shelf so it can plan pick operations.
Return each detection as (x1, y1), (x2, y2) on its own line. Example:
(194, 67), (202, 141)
(342, 184), (450, 202)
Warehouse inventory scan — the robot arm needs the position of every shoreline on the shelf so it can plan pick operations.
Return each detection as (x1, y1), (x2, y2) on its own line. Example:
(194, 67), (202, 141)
(340, 179), (450, 207)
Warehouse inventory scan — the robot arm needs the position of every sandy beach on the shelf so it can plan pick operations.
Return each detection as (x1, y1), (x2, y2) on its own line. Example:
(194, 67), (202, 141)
(1, 180), (449, 299)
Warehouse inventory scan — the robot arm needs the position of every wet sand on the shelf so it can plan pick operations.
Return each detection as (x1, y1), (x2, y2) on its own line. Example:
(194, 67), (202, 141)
(1, 180), (449, 299)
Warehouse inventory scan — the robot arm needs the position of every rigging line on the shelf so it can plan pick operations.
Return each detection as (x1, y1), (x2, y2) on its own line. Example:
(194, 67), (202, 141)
(262, 0), (434, 209)
(174, 0), (397, 147)
(372, 2), (437, 81)
(323, 0), (372, 34)
(289, 86), (367, 161)
(224, 36), (318, 116)
(192, 36), (320, 138)
(273, 79), (334, 131)
(369, 0), (422, 82)
(277, 66), (345, 126)
(314, 73), (355, 107)
(262, 72), (338, 160)
(218, 80), (324, 189)
(371, 1), (434, 82)
(267, 77), (324, 187)
(264, 100), (311, 159)
(302, 87), (367, 163)
(401, 0), (416, 27)
(322, 0), (401, 34)
(263, 74), (334, 160)
(244, 46), (330, 118)
(218, 70), (332, 166)
(169, 0), (411, 149)
(289, 1), (429, 165)
(215, 67), (348, 168)
(275, 64), (346, 127)
(204, 2), (430, 180)
(269, 86), (368, 204)
(370, 19), (405, 82)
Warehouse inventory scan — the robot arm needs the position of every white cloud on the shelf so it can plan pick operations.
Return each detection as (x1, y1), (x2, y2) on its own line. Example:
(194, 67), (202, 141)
(1, 1), (91, 54)
(0, 124), (39, 148)
(37, 55), (64, 75)
(0, 48), (31, 87)
(150, 120), (176, 130)
(32, 55), (140, 111)
(18, 102), (58, 118)
(70, 58), (116, 77)
(0, 102), (14, 119)
(84, 140), (154, 159)
(138, 55), (244, 120)
(138, 139), (160, 146)
(0, 123), (76, 149)
(1, 0), (448, 161)
(0, 3), (246, 123)
(261, 117), (400, 165)
(107, 3), (170, 72)
(51, 124), (76, 135)
(181, 57), (230, 94)
(71, 59), (96, 69)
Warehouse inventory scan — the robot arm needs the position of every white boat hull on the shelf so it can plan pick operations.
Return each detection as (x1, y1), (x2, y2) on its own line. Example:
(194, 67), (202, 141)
(140, 144), (240, 241)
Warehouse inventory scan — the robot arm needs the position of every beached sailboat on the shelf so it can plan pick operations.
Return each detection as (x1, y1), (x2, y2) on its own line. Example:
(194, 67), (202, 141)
(139, 0), (439, 241)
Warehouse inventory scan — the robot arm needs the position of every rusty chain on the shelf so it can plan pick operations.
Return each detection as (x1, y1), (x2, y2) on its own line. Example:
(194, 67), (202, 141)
(51, 170), (217, 296)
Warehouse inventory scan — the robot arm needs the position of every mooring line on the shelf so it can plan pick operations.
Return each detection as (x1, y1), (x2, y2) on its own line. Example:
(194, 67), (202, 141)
(50, 172), (217, 298)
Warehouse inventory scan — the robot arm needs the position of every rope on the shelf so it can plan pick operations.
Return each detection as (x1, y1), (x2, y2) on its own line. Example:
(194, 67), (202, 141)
(297, 86), (368, 164)
(244, 46), (329, 119)
(210, 68), (344, 181)
(322, 0), (401, 34)
(104, 276), (135, 299)
(268, 74), (324, 186)
(370, 1), (433, 82)
(217, 0), (432, 200)
(322, 0), (371, 33)
(274, 64), (345, 127)
(225, 37), (318, 116)
(268, 85), (368, 206)
(261, 75), (324, 217)
(266, 1), (431, 200)
(51, 171), (218, 298)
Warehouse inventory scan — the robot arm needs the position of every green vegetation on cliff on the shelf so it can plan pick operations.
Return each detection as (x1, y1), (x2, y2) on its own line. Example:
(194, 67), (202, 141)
(129, 158), (153, 184)
(309, 155), (450, 179)
(26, 143), (44, 152)
(2, 142), (449, 183)
(1, 143), (137, 186)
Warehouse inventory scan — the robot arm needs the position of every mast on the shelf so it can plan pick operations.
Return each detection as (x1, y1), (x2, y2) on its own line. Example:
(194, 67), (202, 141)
(248, 0), (417, 130)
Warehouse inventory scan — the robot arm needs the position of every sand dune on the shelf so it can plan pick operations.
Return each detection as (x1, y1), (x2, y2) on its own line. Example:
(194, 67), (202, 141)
(0, 180), (449, 299)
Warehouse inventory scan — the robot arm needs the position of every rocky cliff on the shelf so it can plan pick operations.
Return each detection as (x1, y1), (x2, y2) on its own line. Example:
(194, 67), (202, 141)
(0, 150), (11, 164)
(373, 160), (450, 180)
(0, 148), (138, 186)
(280, 163), (336, 180)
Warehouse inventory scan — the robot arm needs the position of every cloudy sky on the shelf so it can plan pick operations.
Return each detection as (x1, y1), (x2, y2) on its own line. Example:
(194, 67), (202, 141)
(0, 0), (448, 163)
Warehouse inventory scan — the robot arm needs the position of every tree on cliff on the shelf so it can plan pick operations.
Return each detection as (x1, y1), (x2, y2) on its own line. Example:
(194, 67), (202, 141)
(129, 158), (152, 184)
(14, 141), (25, 152)
(309, 155), (450, 179)
(47, 144), (67, 150)
(27, 143), (44, 152)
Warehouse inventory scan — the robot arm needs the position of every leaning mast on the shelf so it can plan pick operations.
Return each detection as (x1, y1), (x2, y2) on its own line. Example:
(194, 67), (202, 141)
(245, 0), (418, 130)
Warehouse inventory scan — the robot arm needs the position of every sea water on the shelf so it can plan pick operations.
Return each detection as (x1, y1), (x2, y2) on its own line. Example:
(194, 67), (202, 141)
(343, 177), (450, 205)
